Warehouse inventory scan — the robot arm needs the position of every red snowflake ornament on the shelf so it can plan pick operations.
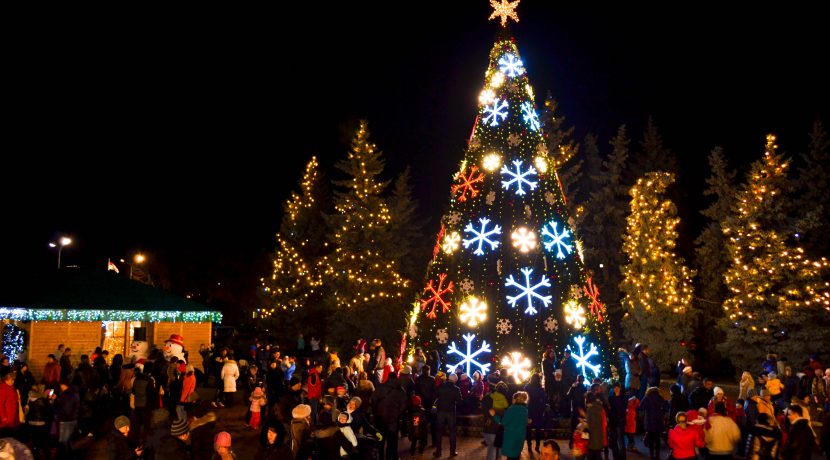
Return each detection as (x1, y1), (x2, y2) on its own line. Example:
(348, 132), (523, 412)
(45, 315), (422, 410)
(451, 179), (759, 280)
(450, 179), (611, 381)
(451, 165), (485, 202)
(420, 273), (455, 319)
(583, 277), (605, 322)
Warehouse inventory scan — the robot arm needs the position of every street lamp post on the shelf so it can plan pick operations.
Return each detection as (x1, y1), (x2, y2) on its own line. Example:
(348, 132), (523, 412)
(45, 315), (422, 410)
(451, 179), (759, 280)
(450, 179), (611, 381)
(120, 253), (146, 280)
(48, 237), (72, 269)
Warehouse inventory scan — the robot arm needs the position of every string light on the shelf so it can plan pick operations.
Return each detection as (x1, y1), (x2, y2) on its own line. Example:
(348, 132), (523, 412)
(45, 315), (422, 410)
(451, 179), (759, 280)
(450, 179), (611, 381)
(0, 307), (222, 323)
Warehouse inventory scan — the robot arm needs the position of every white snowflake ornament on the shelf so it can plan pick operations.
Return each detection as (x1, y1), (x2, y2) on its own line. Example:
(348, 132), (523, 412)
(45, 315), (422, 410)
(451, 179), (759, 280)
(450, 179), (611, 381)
(462, 218), (502, 256)
(486, 191), (496, 206)
(501, 159), (538, 196)
(446, 333), (491, 376)
(436, 328), (449, 344)
(460, 278), (474, 293)
(545, 192), (556, 205)
(496, 318), (512, 335)
(505, 267), (553, 315)
(544, 316), (559, 332)
(507, 133), (521, 147)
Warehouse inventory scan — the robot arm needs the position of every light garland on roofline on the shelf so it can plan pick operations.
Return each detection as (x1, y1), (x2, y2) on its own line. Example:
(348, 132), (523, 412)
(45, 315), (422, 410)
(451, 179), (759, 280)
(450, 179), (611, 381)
(0, 307), (222, 323)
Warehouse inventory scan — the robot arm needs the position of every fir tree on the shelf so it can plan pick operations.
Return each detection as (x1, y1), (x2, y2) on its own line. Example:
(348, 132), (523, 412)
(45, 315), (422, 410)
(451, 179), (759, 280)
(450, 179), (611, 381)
(542, 94), (582, 219)
(620, 171), (695, 370)
(581, 126), (630, 334)
(794, 121), (830, 257)
(628, 117), (677, 183)
(694, 147), (736, 346)
(388, 166), (427, 282)
(719, 135), (830, 372)
(323, 121), (409, 351)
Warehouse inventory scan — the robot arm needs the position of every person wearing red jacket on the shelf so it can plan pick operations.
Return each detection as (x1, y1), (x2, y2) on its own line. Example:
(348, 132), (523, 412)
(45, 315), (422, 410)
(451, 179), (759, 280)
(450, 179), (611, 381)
(42, 354), (61, 390)
(669, 412), (704, 460)
(0, 371), (20, 433)
(307, 362), (323, 424)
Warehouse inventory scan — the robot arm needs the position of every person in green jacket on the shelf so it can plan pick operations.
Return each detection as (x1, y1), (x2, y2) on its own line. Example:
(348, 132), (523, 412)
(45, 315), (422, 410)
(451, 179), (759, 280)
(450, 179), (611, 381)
(501, 391), (530, 460)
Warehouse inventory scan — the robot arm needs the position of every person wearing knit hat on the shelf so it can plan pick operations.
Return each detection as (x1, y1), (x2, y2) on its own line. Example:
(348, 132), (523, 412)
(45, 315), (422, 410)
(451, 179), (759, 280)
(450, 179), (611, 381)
(107, 415), (143, 459)
(213, 431), (234, 458)
(170, 417), (190, 437)
(153, 417), (190, 457)
(292, 403), (312, 420)
(406, 393), (429, 456)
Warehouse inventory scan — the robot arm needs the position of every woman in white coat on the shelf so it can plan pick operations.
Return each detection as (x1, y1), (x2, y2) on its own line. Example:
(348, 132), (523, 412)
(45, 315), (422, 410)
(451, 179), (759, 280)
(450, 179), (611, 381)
(219, 353), (240, 408)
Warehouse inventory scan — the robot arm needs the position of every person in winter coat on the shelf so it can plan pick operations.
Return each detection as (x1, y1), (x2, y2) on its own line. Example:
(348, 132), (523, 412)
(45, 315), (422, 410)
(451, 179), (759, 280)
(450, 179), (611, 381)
(705, 402), (741, 460)
(177, 365), (197, 421)
(434, 372), (463, 457)
(25, 385), (51, 459)
(689, 378), (715, 412)
(42, 354), (61, 389)
(255, 420), (292, 460)
(625, 350), (641, 394)
(608, 382), (628, 460)
(290, 404), (313, 460)
(740, 371), (756, 401)
(585, 392), (607, 460)
(275, 376), (303, 426)
(219, 356), (239, 408)
(625, 390), (639, 450)
(640, 386), (668, 460)
(708, 386), (736, 421)
(399, 365), (415, 397)
(247, 387), (267, 429)
(373, 372), (407, 459)
(745, 413), (781, 460)
(782, 404), (816, 460)
(501, 391), (530, 460)
(13, 363), (34, 408)
(0, 371), (19, 431)
(668, 412), (704, 460)
(107, 416), (142, 460)
(482, 381), (510, 460)
(406, 395), (429, 456)
(415, 365), (436, 409)
(568, 375), (588, 434)
(669, 383), (689, 428)
(525, 373), (548, 453)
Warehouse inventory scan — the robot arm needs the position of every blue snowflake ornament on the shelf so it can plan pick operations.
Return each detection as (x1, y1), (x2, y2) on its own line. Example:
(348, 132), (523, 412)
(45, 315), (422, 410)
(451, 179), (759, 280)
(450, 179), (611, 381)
(498, 54), (525, 77)
(566, 335), (601, 382)
(504, 267), (552, 315)
(541, 220), (573, 259)
(521, 102), (540, 131)
(500, 159), (538, 196)
(462, 217), (502, 256)
(446, 333), (491, 376)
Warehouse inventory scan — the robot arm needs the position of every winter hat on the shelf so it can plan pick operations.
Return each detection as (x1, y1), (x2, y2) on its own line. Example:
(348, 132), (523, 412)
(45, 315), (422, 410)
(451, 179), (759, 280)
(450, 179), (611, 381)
(448, 373), (458, 383)
(213, 431), (232, 448)
(336, 385), (346, 393)
(167, 334), (185, 347)
(411, 395), (422, 407)
(322, 395), (336, 407)
(292, 404), (311, 419)
(252, 387), (263, 397)
(683, 366), (693, 375)
(171, 418), (190, 437)
(713, 386), (724, 396)
(400, 365), (412, 375)
(114, 416), (130, 430)
(348, 396), (362, 408)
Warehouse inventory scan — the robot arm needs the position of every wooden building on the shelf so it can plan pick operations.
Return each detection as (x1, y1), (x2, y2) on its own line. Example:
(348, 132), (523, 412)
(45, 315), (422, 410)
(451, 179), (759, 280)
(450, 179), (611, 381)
(0, 270), (222, 379)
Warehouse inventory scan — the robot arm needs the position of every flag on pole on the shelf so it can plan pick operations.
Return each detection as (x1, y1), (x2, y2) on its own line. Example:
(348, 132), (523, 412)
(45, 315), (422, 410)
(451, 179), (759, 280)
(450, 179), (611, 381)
(107, 259), (119, 273)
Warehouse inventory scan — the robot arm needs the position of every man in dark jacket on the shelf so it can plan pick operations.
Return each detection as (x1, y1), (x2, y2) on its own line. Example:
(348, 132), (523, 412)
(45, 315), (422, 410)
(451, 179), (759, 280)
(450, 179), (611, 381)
(688, 378), (714, 411)
(373, 372), (407, 460)
(132, 367), (154, 437)
(782, 405), (815, 460)
(274, 376), (302, 425)
(55, 379), (80, 456)
(434, 373), (462, 457)
(107, 416), (142, 460)
(416, 366), (437, 409)
(608, 381), (628, 460)
(155, 417), (191, 459)
(560, 350), (578, 391)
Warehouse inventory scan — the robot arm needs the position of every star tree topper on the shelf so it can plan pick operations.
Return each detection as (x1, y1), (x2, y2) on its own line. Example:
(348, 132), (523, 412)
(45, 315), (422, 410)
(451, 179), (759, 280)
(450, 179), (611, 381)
(489, 0), (520, 27)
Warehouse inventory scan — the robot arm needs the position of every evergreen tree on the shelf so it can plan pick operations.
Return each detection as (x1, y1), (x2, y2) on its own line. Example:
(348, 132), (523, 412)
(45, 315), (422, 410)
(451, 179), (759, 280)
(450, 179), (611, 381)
(262, 156), (330, 336)
(581, 126), (630, 335)
(794, 121), (830, 256)
(620, 171), (695, 370)
(719, 135), (830, 372)
(542, 94), (582, 219)
(628, 117), (678, 183)
(694, 147), (736, 346)
(323, 121), (409, 351)
(388, 166), (427, 282)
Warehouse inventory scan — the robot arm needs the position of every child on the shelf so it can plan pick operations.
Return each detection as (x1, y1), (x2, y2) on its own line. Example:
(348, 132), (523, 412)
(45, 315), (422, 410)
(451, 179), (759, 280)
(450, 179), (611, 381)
(248, 387), (267, 429)
(572, 421), (589, 460)
(625, 391), (640, 451)
(407, 395), (429, 457)
(335, 386), (350, 412)
(337, 412), (358, 457)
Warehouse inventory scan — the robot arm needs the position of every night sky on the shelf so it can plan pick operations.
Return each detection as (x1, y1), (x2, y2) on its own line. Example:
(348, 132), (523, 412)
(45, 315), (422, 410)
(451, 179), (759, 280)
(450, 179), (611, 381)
(4, 5), (828, 313)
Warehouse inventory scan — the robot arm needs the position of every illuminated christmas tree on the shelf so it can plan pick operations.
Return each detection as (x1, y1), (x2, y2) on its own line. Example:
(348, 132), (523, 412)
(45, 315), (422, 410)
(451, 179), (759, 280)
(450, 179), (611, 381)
(620, 171), (695, 370)
(719, 135), (830, 372)
(409, 2), (612, 383)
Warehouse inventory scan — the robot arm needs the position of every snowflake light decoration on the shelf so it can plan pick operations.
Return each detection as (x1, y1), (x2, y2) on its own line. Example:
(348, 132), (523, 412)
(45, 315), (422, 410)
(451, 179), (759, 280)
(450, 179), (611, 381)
(496, 318), (512, 335)
(511, 227), (537, 253)
(584, 277), (606, 322)
(502, 351), (532, 383)
(446, 333), (491, 376)
(563, 299), (586, 329)
(482, 153), (502, 172)
(459, 296), (488, 328)
(483, 99), (509, 127)
(436, 328), (449, 344)
(460, 278), (474, 293)
(570, 284), (585, 300)
(462, 218), (502, 256)
(479, 88), (495, 105)
(500, 159), (538, 196)
(566, 335), (601, 381)
(542, 220), (573, 259)
(446, 212), (462, 225)
(489, 0), (520, 27)
(469, 137), (481, 151)
(507, 133), (521, 146)
(545, 191), (555, 205)
(420, 273), (454, 319)
(505, 267), (552, 315)
(498, 53), (525, 78)
(534, 156), (548, 174)
(452, 165), (485, 202)
(489, 71), (505, 88)
(442, 232), (461, 254)
(536, 142), (548, 156)
(544, 316), (559, 332)
(521, 101), (540, 131)
(486, 191), (496, 206)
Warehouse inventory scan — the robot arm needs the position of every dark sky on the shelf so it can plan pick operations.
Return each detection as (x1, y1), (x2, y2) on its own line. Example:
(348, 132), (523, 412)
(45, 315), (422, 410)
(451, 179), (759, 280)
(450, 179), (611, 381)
(4, 5), (828, 310)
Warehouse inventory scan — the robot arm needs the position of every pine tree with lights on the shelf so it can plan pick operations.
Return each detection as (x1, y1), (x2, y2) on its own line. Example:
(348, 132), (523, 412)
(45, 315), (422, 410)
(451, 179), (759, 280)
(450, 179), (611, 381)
(620, 171), (695, 370)
(409, 3), (612, 384)
(718, 135), (830, 372)
(323, 121), (410, 351)
(580, 127), (631, 331)
(694, 147), (736, 345)
(262, 157), (330, 329)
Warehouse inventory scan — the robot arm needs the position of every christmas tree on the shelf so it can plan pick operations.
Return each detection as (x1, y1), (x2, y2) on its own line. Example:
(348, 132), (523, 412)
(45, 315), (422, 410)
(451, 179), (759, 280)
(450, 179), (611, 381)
(409, 3), (612, 383)
(620, 171), (695, 370)
(719, 135), (830, 372)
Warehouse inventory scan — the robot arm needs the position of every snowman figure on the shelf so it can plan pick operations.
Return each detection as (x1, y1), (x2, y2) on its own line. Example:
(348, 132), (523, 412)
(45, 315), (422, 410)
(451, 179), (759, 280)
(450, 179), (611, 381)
(129, 340), (149, 362)
(162, 334), (186, 363)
